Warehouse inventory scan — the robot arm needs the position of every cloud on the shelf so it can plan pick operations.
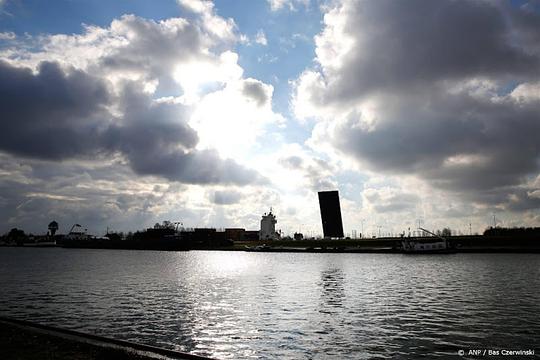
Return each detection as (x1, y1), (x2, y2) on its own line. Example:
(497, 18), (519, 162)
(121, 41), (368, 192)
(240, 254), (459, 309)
(268, 0), (309, 12)
(0, 154), (167, 234)
(255, 29), (267, 46)
(295, 0), (540, 211)
(299, 0), (539, 107)
(189, 77), (282, 159)
(211, 190), (243, 205)
(0, 8), (287, 232)
(0, 150), (264, 234)
(363, 188), (420, 214)
(177, 0), (213, 14)
(0, 60), (111, 160)
(327, 92), (540, 190)
(0, 14), (236, 97)
(276, 146), (337, 192)
(0, 31), (15, 40)
(177, 0), (236, 42)
(242, 78), (271, 106)
(0, 60), (261, 186)
(95, 15), (206, 82)
(104, 84), (261, 185)
(510, 82), (540, 103)
(279, 155), (303, 169)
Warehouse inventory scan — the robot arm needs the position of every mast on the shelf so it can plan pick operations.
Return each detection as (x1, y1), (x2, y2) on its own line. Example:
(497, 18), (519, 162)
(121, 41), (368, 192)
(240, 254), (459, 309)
(418, 227), (447, 242)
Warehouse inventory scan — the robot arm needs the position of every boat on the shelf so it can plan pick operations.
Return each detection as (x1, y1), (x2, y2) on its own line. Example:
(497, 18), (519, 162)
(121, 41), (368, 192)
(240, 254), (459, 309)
(65, 224), (93, 241)
(244, 244), (271, 252)
(400, 227), (456, 254)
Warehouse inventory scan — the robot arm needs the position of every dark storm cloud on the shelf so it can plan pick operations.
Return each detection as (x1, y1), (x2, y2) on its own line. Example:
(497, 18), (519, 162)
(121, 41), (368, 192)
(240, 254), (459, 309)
(322, 0), (540, 104)
(123, 148), (261, 185)
(0, 61), (262, 185)
(0, 60), (110, 159)
(506, 1), (540, 53)
(334, 91), (540, 192)
(464, 186), (540, 212)
(211, 190), (243, 205)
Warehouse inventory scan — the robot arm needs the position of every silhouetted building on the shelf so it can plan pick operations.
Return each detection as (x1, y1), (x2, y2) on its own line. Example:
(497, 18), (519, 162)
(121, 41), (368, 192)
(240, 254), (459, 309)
(318, 190), (344, 238)
(194, 228), (218, 246)
(244, 230), (260, 241)
(225, 228), (245, 242)
(180, 228), (231, 248)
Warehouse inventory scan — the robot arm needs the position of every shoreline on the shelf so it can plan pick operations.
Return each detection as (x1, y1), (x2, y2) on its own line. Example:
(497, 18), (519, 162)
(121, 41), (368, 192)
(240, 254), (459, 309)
(0, 317), (212, 360)
(4, 229), (540, 254)
(2, 243), (540, 253)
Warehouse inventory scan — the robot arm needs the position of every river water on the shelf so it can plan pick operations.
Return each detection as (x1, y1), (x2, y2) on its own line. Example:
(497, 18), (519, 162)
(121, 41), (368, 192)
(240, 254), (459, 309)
(0, 248), (539, 359)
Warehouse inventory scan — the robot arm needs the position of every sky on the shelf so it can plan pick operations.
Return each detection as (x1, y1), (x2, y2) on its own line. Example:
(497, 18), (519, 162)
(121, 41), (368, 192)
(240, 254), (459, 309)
(0, 0), (539, 237)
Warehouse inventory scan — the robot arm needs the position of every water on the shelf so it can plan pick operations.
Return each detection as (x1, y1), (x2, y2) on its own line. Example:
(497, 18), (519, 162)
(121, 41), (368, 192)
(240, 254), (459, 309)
(1, 248), (539, 359)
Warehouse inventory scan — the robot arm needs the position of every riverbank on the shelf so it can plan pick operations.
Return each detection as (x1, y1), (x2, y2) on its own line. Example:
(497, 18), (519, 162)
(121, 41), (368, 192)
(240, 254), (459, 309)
(3, 234), (540, 253)
(232, 235), (540, 253)
(0, 317), (211, 360)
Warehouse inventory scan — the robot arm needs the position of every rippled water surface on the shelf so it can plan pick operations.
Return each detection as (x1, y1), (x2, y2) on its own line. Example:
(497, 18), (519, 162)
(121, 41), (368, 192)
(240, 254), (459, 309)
(1, 248), (540, 359)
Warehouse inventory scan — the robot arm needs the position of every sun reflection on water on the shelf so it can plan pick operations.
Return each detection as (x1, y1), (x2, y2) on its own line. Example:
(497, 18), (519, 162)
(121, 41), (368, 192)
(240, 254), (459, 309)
(196, 251), (255, 275)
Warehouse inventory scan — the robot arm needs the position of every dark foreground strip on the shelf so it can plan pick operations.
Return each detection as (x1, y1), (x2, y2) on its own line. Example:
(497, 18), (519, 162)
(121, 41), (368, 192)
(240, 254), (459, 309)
(0, 316), (215, 360)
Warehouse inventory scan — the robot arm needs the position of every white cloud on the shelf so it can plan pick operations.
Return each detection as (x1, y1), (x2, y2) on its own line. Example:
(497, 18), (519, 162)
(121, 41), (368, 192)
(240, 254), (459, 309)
(255, 29), (267, 46)
(189, 77), (284, 159)
(291, 70), (327, 120)
(177, 0), (236, 42)
(510, 82), (540, 103)
(1, 16), (207, 86)
(173, 50), (244, 103)
(268, 0), (309, 12)
(0, 31), (15, 40)
(177, 0), (213, 14)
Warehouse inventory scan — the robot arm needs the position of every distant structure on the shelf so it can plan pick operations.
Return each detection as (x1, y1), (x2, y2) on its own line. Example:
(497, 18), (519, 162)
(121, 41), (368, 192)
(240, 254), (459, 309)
(67, 224), (90, 240)
(260, 209), (279, 241)
(401, 227), (454, 254)
(244, 230), (260, 241)
(48, 221), (59, 236)
(318, 190), (344, 238)
(225, 228), (245, 242)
